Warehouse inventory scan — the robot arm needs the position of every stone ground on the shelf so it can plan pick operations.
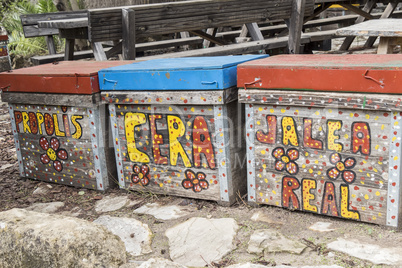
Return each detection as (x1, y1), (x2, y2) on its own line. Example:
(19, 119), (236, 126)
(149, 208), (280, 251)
(1, 38), (402, 268)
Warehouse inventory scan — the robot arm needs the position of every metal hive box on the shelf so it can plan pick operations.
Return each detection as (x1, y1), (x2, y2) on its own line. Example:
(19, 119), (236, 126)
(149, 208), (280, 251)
(100, 55), (268, 205)
(0, 61), (133, 190)
(238, 54), (402, 228)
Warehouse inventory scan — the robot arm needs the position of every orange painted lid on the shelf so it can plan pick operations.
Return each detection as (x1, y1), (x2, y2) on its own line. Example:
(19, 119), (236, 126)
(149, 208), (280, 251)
(0, 61), (134, 94)
(237, 54), (402, 94)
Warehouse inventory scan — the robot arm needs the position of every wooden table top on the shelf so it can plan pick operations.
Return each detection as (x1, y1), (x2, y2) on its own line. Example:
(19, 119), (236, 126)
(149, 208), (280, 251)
(336, 19), (402, 37)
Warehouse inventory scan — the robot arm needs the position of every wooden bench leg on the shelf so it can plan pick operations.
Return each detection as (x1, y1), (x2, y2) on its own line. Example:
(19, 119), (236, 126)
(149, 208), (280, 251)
(377, 37), (400, 54)
(64, 38), (75, 61)
(339, 0), (376, 51)
(287, 0), (306, 54)
(92, 42), (107, 61)
(122, 8), (136, 60)
(45, 36), (56, 55)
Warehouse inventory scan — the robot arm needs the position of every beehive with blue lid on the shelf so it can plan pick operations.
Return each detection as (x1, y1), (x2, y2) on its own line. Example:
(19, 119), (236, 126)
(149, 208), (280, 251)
(100, 55), (268, 205)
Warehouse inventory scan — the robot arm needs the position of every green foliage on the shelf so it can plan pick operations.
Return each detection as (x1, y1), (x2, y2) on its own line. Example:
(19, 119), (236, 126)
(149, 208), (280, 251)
(1, 0), (63, 57)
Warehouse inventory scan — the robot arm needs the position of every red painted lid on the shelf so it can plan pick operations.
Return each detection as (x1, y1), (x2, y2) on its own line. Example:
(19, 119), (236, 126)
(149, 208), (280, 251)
(237, 54), (402, 94)
(0, 61), (134, 94)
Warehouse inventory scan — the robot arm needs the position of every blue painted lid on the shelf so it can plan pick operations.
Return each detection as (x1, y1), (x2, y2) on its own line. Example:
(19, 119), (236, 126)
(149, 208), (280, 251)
(99, 55), (268, 90)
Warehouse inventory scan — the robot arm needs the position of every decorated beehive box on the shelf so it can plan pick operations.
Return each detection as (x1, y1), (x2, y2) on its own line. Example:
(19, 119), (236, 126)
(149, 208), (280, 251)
(0, 61), (133, 190)
(237, 54), (402, 227)
(99, 55), (267, 205)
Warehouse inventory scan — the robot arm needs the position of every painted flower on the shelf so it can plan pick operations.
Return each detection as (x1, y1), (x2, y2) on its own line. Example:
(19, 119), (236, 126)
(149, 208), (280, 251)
(182, 170), (209, 193)
(39, 137), (68, 172)
(272, 147), (299, 175)
(327, 153), (356, 184)
(131, 164), (151, 186)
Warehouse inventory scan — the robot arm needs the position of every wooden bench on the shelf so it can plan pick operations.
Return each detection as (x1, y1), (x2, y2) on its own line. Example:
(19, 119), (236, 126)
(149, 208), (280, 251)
(86, 0), (315, 60)
(20, 10), (87, 55)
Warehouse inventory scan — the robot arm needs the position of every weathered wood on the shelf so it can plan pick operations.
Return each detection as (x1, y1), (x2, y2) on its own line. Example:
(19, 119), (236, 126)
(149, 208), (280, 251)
(8, 103), (115, 191)
(88, 0), (295, 42)
(2, 92), (100, 107)
(139, 35), (310, 60)
(202, 28), (217, 48)
(189, 30), (227, 46)
(339, 0), (377, 51)
(122, 8), (136, 60)
(245, 23), (264, 41)
(91, 42), (107, 61)
(339, 3), (374, 20)
(107, 94), (246, 204)
(287, 0), (306, 54)
(238, 89), (402, 112)
(364, 1), (399, 48)
(64, 39), (75, 61)
(38, 18), (88, 29)
(101, 87), (238, 105)
(180, 31), (190, 50)
(45, 36), (56, 55)
(377, 36), (402, 54)
(243, 99), (402, 226)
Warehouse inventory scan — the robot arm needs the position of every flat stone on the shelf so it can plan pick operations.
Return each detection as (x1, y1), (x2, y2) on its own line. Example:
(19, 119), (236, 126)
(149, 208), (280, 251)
(327, 238), (402, 266)
(248, 229), (306, 255)
(95, 196), (130, 213)
(94, 215), (153, 256)
(250, 211), (283, 225)
(138, 258), (187, 268)
(165, 217), (238, 267)
(0, 208), (126, 268)
(32, 185), (52, 195)
(26, 202), (65, 214)
(227, 264), (342, 268)
(0, 164), (13, 170)
(134, 203), (196, 220)
(309, 222), (335, 232)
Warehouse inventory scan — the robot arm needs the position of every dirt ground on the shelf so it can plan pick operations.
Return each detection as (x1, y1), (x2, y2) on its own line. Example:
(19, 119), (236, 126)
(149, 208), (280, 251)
(1, 40), (402, 268)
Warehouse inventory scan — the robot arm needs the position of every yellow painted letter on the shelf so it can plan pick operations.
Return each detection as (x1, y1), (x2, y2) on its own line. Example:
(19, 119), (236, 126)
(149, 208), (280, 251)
(282, 117), (299, 146)
(302, 179), (318, 212)
(340, 185), (360, 220)
(167, 115), (191, 167)
(125, 113), (150, 163)
(327, 120), (343, 152)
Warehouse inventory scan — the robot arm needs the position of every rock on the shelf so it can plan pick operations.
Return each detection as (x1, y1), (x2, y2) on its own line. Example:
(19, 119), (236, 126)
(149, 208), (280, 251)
(26, 202), (65, 214)
(32, 185), (51, 195)
(309, 222), (335, 232)
(327, 238), (402, 266)
(227, 264), (343, 268)
(248, 229), (306, 255)
(94, 215), (153, 256)
(0, 164), (13, 170)
(139, 258), (187, 268)
(225, 263), (270, 268)
(250, 211), (283, 225)
(165, 217), (238, 267)
(60, 206), (83, 217)
(134, 203), (196, 220)
(0, 208), (126, 268)
(95, 196), (130, 213)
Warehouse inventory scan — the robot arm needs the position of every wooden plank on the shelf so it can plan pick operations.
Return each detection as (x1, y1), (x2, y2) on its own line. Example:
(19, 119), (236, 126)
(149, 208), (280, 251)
(138, 35), (310, 60)
(100, 87), (238, 105)
(339, 3), (374, 20)
(91, 42), (107, 61)
(189, 30), (227, 46)
(45, 36), (56, 55)
(247, 103), (393, 225)
(202, 28), (217, 48)
(180, 31), (190, 50)
(287, 0), (306, 54)
(22, 25), (59, 38)
(20, 10), (87, 26)
(38, 18), (88, 29)
(1, 92), (100, 107)
(364, 1), (399, 48)
(339, 0), (377, 51)
(64, 39), (75, 61)
(122, 8), (136, 60)
(238, 89), (402, 112)
(245, 23), (264, 41)
(88, 0), (294, 42)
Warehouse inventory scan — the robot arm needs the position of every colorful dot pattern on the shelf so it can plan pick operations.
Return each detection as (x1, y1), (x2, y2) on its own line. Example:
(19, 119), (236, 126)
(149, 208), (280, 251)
(110, 103), (226, 202)
(250, 103), (393, 226)
(9, 104), (101, 190)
